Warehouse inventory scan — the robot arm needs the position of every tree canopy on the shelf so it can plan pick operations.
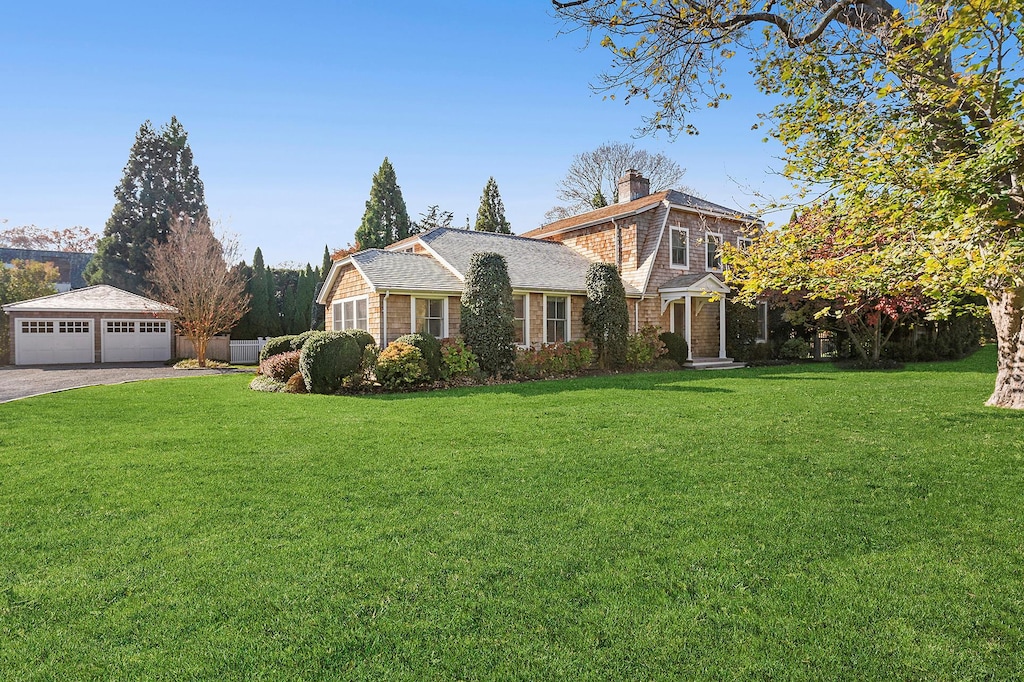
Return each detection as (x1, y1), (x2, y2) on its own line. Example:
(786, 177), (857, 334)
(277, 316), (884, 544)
(86, 117), (206, 293)
(354, 158), (413, 249)
(546, 141), (686, 221)
(555, 0), (1024, 408)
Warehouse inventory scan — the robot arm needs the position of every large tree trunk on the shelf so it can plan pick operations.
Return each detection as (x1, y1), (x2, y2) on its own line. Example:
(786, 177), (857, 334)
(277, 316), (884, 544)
(987, 287), (1024, 409)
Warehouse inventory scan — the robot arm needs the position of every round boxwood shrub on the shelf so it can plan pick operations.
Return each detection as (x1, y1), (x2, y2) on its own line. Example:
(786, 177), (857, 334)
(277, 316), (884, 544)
(290, 330), (319, 352)
(259, 335), (297, 362)
(394, 332), (442, 380)
(779, 337), (811, 361)
(260, 349), (302, 382)
(658, 331), (688, 368)
(375, 341), (428, 389)
(298, 331), (362, 394)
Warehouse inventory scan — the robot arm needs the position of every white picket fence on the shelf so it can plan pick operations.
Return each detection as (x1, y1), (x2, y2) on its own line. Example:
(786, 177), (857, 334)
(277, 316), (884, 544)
(230, 338), (267, 365)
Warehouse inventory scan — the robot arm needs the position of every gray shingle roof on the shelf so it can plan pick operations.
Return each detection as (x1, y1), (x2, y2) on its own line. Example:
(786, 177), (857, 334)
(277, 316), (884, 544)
(352, 249), (463, 292)
(2, 285), (177, 313)
(665, 190), (759, 221)
(419, 228), (641, 295)
(659, 272), (728, 291)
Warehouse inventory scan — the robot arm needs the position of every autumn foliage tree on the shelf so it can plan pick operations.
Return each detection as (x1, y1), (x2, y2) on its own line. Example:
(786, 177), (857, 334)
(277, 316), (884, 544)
(555, 0), (1024, 408)
(0, 260), (60, 364)
(0, 224), (99, 252)
(148, 214), (249, 367)
(725, 207), (931, 362)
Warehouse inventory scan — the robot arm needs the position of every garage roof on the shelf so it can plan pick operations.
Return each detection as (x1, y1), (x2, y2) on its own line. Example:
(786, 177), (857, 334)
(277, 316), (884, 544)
(2, 285), (178, 314)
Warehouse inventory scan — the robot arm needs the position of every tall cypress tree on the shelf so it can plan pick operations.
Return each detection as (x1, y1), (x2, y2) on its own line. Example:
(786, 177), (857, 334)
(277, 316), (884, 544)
(354, 158), (412, 249)
(86, 116), (207, 293)
(474, 177), (512, 234)
(312, 245), (331, 330)
(241, 248), (274, 338)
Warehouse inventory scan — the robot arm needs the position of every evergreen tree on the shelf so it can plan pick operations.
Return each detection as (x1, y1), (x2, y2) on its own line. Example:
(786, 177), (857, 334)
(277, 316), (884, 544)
(264, 263), (282, 337)
(293, 264), (317, 332)
(592, 191), (609, 209)
(354, 158), (412, 249)
(240, 248), (274, 338)
(582, 263), (629, 369)
(474, 177), (512, 234)
(312, 245), (331, 330)
(229, 260), (254, 339)
(86, 117), (207, 293)
(460, 252), (516, 377)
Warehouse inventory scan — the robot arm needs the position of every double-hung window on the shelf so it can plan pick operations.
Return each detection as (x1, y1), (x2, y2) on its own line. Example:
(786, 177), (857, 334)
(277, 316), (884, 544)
(756, 301), (769, 342)
(334, 296), (368, 332)
(513, 295), (526, 345)
(705, 232), (723, 270)
(415, 298), (445, 338)
(670, 226), (689, 268)
(545, 296), (568, 343)
(737, 236), (753, 251)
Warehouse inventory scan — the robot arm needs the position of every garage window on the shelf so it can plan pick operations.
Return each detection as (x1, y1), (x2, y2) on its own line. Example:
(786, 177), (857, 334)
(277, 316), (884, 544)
(59, 321), (90, 333)
(139, 321), (167, 333)
(21, 321), (54, 333)
(107, 321), (135, 333)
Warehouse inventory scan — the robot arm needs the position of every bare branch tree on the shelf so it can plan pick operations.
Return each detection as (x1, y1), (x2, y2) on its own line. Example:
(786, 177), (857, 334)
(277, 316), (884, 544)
(548, 141), (688, 219)
(0, 224), (99, 252)
(148, 214), (250, 367)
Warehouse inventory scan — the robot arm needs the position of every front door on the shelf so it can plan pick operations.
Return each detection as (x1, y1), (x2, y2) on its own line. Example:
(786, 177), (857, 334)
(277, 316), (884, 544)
(672, 301), (686, 335)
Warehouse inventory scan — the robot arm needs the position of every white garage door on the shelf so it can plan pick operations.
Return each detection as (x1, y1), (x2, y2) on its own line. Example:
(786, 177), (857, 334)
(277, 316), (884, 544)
(14, 319), (94, 365)
(101, 319), (172, 362)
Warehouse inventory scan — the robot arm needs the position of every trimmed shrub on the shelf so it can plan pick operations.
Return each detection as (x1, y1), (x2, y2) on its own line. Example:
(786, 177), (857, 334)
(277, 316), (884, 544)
(375, 342), (428, 389)
(779, 337), (812, 361)
(284, 371), (308, 394)
(441, 337), (480, 379)
(583, 263), (629, 368)
(460, 252), (516, 377)
(290, 330), (318, 351)
(626, 325), (667, 369)
(298, 331), (362, 394)
(744, 342), (776, 365)
(249, 375), (286, 392)
(514, 340), (595, 379)
(341, 329), (375, 352)
(658, 331), (688, 368)
(259, 335), (296, 362)
(395, 333), (442, 380)
(259, 350), (301, 382)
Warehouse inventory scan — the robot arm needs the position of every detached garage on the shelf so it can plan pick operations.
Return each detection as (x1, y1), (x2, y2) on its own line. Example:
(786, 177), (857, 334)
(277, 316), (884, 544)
(3, 285), (177, 365)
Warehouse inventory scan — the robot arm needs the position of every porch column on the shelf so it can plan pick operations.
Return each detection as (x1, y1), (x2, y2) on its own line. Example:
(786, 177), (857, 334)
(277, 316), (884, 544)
(684, 294), (693, 361)
(719, 294), (727, 359)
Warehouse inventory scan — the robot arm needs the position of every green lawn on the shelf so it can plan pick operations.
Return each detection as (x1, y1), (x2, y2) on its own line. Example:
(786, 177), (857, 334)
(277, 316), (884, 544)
(2, 347), (1023, 680)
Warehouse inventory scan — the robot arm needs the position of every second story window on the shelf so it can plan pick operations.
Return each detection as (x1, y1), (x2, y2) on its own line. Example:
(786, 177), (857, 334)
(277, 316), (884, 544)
(738, 236), (753, 251)
(670, 226), (689, 268)
(705, 232), (723, 270)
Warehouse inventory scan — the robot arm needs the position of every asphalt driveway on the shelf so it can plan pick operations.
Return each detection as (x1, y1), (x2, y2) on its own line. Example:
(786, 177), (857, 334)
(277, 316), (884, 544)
(0, 363), (237, 403)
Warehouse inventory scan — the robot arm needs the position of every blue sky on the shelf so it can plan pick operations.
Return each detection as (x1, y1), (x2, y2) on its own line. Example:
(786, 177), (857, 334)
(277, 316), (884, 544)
(1, 1), (790, 267)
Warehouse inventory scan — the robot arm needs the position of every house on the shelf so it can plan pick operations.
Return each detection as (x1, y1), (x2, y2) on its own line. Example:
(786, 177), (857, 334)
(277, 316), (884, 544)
(0, 248), (94, 292)
(3, 285), (177, 365)
(316, 171), (761, 363)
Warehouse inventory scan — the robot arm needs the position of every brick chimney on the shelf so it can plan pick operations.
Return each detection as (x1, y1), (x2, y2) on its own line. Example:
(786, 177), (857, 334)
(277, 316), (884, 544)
(617, 169), (650, 204)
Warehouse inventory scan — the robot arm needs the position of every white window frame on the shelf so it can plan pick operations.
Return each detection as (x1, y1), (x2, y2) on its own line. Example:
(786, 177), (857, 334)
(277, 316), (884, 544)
(705, 232), (724, 271)
(669, 225), (690, 270)
(755, 301), (769, 343)
(737, 236), (753, 251)
(543, 294), (570, 344)
(410, 295), (448, 338)
(513, 293), (530, 347)
(332, 295), (369, 332)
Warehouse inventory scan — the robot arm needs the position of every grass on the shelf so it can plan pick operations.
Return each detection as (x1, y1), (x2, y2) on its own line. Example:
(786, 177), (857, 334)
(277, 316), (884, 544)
(1, 346), (1023, 680)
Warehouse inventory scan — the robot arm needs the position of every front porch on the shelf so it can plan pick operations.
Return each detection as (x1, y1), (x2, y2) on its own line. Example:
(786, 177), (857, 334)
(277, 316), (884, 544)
(659, 273), (732, 362)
